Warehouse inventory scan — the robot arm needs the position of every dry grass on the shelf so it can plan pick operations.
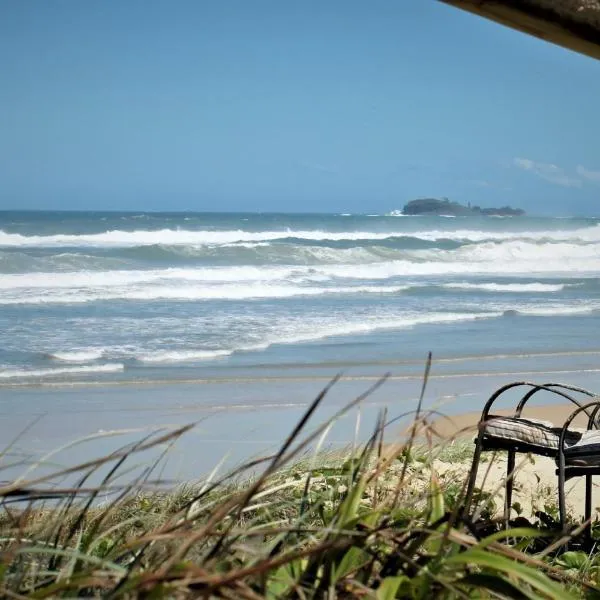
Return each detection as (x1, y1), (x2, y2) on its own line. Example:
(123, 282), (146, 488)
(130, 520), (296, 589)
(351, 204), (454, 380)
(0, 361), (598, 598)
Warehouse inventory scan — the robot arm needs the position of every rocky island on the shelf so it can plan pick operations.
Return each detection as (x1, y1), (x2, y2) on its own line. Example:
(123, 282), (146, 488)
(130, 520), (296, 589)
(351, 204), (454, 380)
(400, 198), (525, 217)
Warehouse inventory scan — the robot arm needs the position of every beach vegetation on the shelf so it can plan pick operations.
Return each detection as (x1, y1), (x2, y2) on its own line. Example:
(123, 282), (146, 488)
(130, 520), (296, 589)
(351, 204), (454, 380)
(0, 371), (599, 598)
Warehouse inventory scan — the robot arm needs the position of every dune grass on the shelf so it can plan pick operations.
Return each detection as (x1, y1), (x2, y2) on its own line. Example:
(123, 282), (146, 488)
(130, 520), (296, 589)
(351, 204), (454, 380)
(1, 363), (600, 598)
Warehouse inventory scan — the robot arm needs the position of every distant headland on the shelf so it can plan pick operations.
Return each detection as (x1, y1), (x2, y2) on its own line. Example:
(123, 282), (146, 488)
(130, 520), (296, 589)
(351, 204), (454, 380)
(398, 198), (525, 217)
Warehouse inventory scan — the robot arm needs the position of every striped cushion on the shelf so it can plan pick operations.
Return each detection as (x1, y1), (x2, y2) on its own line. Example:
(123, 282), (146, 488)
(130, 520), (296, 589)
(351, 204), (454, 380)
(481, 415), (584, 451)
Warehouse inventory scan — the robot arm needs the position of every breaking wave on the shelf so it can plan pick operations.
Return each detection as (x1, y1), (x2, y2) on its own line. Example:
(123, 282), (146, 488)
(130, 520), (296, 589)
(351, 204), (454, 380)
(443, 282), (566, 293)
(502, 305), (600, 317)
(136, 349), (233, 363)
(2, 223), (600, 248)
(0, 363), (124, 380)
(0, 284), (408, 305)
(49, 349), (106, 362)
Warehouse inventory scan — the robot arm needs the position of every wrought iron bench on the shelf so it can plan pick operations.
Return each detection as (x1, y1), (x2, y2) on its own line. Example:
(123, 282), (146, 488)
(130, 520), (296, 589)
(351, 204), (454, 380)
(463, 381), (599, 543)
(556, 401), (600, 545)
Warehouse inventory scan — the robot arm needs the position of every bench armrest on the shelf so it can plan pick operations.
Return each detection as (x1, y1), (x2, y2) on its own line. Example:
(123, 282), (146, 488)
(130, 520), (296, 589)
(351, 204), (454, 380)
(558, 400), (600, 457)
(480, 382), (595, 423)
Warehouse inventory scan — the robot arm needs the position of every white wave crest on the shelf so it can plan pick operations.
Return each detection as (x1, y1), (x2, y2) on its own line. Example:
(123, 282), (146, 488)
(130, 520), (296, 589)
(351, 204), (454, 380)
(137, 349), (233, 363)
(2, 238), (599, 304)
(0, 284), (408, 305)
(2, 238), (600, 292)
(0, 266), (335, 289)
(50, 349), (105, 362)
(443, 282), (566, 293)
(0, 228), (401, 247)
(2, 223), (600, 247)
(0, 363), (124, 379)
(509, 305), (600, 316)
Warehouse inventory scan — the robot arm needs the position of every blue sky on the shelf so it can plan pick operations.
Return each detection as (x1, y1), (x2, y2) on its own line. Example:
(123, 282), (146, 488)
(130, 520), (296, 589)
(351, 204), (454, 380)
(1, 1), (599, 215)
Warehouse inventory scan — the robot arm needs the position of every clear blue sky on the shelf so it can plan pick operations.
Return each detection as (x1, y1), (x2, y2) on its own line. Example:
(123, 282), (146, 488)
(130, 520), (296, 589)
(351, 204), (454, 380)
(1, 1), (599, 215)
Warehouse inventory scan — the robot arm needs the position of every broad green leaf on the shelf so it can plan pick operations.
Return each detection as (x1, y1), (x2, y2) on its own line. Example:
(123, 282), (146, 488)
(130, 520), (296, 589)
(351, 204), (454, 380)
(426, 472), (445, 555)
(556, 551), (590, 570)
(476, 527), (549, 549)
(447, 548), (577, 600)
(377, 575), (410, 600)
(332, 547), (369, 583)
(267, 558), (308, 599)
(458, 573), (530, 599)
(359, 508), (383, 529)
(337, 474), (367, 527)
(428, 472), (445, 526)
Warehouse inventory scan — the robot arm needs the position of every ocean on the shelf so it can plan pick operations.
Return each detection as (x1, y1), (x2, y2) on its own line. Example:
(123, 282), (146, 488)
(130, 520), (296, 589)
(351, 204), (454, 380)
(2, 210), (600, 387)
(3, 209), (600, 477)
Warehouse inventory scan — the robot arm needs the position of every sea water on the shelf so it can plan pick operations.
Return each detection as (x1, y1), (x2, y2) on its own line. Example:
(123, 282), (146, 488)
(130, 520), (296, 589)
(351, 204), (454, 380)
(1, 210), (600, 387)
(4, 210), (600, 477)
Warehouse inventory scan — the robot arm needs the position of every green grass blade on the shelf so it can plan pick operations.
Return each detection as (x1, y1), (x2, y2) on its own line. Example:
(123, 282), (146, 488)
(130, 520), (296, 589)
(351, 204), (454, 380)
(13, 546), (127, 576)
(458, 573), (531, 599)
(376, 575), (410, 600)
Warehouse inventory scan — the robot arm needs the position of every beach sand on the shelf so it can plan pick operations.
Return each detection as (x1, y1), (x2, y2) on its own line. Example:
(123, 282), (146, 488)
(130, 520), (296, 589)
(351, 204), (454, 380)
(432, 451), (600, 522)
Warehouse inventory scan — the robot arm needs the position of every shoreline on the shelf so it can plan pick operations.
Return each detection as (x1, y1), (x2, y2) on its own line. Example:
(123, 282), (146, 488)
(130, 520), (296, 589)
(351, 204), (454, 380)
(5, 363), (600, 390)
(4, 394), (600, 520)
(3, 363), (600, 492)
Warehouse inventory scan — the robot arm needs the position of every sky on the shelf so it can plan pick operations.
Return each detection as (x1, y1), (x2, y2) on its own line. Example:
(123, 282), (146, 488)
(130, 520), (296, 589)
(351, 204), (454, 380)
(1, 1), (599, 215)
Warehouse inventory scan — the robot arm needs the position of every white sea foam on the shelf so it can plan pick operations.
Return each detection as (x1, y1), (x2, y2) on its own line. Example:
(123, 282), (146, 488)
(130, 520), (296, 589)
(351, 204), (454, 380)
(2, 223), (600, 247)
(258, 312), (501, 347)
(50, 349), (105, 362)
(0, 363), (124, 379)
(443, 282), (566, 293)
(2, 238), (600, 304)
(0, 266), (305, 289)
(510, 305), (600, 316)
(137, 349), (233, 363)
(25, 312), (501, 368)
(0, 228), (402, 247)
(2, 238), (600, 292)
(130, 311), (502, 363)
(458, 240), (599, 261)
(0, 284), (408, 305)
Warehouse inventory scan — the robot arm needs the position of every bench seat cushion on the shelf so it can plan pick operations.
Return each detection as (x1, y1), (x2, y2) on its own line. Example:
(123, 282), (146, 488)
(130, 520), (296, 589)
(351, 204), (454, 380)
(480, 415), (584, 453)
(564, 430), (600, 466)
